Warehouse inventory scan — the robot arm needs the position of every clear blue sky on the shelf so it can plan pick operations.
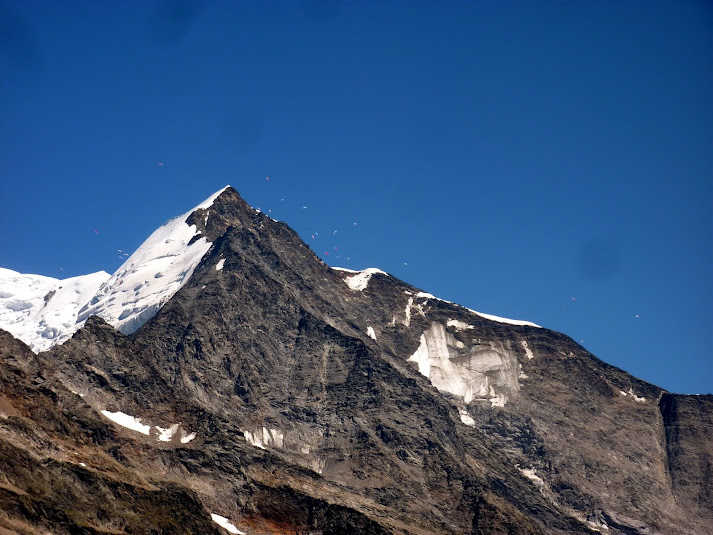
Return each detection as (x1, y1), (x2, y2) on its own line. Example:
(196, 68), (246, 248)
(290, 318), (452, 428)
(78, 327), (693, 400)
(1, 1), (711, 394)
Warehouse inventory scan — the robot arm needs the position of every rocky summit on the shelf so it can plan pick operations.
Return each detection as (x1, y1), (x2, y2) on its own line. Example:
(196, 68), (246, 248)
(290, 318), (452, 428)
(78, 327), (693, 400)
(0, 186), (710, 535)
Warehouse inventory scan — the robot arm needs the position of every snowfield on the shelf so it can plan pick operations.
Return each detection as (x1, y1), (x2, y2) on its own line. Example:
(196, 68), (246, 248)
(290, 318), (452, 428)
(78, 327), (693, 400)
(0, 268), (109, 352)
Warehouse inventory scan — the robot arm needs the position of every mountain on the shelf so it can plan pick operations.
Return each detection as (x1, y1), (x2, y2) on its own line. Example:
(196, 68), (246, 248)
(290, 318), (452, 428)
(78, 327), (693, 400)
(0, 186), (710, 535)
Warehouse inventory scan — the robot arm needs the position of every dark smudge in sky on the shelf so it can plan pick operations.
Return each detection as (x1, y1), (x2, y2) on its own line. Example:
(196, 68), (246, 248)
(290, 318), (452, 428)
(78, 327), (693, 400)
(0, 1), (42, 74)
(148, 0), (209, 45)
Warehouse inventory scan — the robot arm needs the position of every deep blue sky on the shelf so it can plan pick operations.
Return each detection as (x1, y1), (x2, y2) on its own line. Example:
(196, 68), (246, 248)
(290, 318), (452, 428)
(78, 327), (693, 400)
(1, 1), (711, 394)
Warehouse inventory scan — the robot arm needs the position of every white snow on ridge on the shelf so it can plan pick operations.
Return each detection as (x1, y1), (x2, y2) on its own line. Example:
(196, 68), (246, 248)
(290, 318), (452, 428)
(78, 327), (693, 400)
(210, 513), (244, 534)
(331, 266), (359, 274)
(77, 186), (230, 335)
(341, 268), (388, 291)
(467, 308), (541, 328)
(0, 268), (110, 352)
(413, 288), (539, 328)
(366, 326), (377, 340)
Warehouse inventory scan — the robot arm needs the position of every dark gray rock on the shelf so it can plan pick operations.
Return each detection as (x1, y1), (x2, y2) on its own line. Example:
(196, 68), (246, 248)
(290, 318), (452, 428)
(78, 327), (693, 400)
(1, 187), (710, 534)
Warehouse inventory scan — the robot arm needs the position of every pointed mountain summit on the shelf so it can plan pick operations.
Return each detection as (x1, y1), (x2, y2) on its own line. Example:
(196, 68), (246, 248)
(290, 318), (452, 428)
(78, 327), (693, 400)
(0, 186), (253, 351)
(76, 185), (235, 334)
(0, 186), (711, 534)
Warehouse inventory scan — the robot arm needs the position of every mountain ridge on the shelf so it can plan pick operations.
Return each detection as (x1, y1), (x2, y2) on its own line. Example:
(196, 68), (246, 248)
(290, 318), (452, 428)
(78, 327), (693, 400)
(0, 186), (710, 534)
(1, 186), (543, 358)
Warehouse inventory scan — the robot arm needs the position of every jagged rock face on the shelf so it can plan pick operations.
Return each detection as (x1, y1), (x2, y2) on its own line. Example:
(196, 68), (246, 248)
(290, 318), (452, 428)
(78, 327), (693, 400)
(0, 331), (224, 535)
(1, 187), (711, 535)
(659, 393), (713, 523)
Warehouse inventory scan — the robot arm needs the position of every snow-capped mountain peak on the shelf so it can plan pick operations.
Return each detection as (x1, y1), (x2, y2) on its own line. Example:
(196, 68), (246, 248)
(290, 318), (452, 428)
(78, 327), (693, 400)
(0, 186), (230, 352)
(76, 186), (230, 334)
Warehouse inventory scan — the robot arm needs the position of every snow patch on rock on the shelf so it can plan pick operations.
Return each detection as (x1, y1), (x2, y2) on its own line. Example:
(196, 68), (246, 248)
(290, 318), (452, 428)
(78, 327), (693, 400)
(155, 423), (180, 442)
(619, 389), (646, 403)
(342, 268), (388, 291)
(100, 410), (197, 443)
(243, 427), (284, 450)
(402, 296), (427, 327)
(180, 430), (197, 444)
(459, 408), (475, 427)
(100, 410), (151, 435)
(215, 258), (225, 271)
(447, 319), (474, 331)
(404, 297), (413, 327)
(521, 340), (535, 360)
(366, 326), (376, 340)
(310, 457), (327, 474)
(519, 467), (545, 488)
(408, 322), (519, 406)
(210, 513), (245, 534)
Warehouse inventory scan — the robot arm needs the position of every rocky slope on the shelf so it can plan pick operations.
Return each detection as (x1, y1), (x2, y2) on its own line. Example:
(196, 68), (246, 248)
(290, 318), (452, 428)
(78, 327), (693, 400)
(0, 186), (710, 534)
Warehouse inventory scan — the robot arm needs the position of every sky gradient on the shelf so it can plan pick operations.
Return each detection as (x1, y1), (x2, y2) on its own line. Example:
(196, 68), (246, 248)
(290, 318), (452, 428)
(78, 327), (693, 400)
(1, 1), (711, 394)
